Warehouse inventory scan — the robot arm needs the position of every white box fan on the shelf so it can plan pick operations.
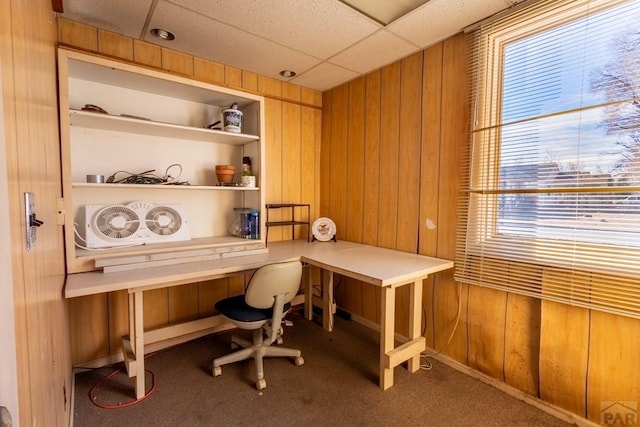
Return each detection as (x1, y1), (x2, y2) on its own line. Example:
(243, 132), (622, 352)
(80, 201), (190, 249)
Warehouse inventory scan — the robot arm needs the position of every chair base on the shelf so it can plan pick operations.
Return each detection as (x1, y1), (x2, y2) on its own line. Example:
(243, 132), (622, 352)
(212, 329), (304, 390)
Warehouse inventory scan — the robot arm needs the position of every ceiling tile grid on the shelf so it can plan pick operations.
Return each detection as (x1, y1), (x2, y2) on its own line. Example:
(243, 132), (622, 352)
(329, 29), (420, 74)
(168, 0), (382, 59)
(60, 0), (153, 37)
(289, 62), (360, 91)
(387, 0), (515, 47)
(58, 0), (522, 91)
(147, 2), (321, 81)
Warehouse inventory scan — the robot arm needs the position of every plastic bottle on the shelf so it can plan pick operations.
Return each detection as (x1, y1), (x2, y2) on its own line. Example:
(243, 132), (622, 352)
(249, 209), (260, 239)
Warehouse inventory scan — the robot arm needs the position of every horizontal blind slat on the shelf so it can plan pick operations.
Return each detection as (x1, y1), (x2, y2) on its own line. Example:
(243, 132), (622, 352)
(458, 0), (640, 319)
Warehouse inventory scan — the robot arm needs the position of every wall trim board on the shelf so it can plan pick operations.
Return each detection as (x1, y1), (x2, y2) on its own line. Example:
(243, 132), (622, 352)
(347, 310), (593, 426)
(431, 352), (598, 427)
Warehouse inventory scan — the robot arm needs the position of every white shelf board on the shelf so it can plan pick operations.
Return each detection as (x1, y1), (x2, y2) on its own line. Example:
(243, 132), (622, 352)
(69, 109), (259, 145)
(72, 182), (259, 191)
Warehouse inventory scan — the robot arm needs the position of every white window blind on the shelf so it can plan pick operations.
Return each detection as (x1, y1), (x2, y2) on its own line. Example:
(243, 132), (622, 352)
(456, 0), (640, 318)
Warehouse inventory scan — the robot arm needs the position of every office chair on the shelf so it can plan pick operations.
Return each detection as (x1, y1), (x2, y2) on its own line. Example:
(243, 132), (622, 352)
(212, 260), (304, 390)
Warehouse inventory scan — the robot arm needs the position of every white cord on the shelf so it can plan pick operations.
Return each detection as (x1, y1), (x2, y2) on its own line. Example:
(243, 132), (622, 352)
(421, 281), (463, 370)
(73, 222), (145, 251)
(161, 163), (183, 184)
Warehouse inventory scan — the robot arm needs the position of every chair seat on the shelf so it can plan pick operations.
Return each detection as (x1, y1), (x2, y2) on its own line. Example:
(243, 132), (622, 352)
(215, 295), (291, 323)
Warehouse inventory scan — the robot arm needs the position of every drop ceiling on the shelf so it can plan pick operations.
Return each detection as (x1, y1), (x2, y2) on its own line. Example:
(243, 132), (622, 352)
(58, 0), (523, 91)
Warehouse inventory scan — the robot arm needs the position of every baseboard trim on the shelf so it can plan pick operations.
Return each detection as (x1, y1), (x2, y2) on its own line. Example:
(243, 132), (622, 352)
(348, 312), (596, 427)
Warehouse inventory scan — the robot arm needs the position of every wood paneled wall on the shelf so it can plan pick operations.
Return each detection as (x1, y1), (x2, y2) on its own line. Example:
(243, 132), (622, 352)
(322, 32), (640, 424)
(58, 15), (640, 426)
(57, 18), (322, 365)
(1, 1), (71, 425)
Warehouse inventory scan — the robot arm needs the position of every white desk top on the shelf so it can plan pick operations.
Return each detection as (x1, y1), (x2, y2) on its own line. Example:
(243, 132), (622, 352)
(64, 240), (454, 298)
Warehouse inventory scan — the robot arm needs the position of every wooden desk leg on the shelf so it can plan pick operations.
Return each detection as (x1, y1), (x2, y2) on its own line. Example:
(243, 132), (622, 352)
(380, 286), (395, 390)
(132, 290), (145, 399)
(322, 270), (334, 332)
(304, 265), (313, 321)
(407, 278), (423, 373)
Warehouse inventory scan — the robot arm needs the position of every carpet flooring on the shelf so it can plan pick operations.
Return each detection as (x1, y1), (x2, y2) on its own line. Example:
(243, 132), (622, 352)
(72, 313), (575, 426)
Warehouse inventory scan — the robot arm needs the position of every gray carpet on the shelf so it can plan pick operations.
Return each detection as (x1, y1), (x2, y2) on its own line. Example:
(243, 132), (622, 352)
(72, 313), (574, 426)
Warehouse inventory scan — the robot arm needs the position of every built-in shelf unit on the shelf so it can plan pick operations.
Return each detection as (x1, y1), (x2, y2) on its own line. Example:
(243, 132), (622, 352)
(58, 48), (266, 273)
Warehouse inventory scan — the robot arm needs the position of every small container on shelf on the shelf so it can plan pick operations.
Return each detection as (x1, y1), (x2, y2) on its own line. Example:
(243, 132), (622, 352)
(215, 164), (236, 184)
(230, 208), (260, 239)
(241, 156), (256, 188)
(222, 102), (243, 133)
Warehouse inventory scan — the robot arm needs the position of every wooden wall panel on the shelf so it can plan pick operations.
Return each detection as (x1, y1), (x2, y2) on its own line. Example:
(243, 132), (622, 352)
(377, 63), (401, 250)
(225, 66), (242, 88)
(108, 290), (129, 356)
(419, 44), (442, 258)
(242, 71), (259, 92)
(362, 71), (381, 248)
(467, 285), (507, 380)
(420, 43), (443, 348)
(320, 91), (332, 217)
(396, 52), (422, 254)
(134, 40), (162, 68)
(301, 106), (320, 227)
(342, 77), (366, 316)
(504, 293), (540, 396)
(194, 57), (226, 86)
(3, 2), (71, 425)
(586, 311), (640, 423)
(346, 77), (366, 244)
(97, 29), (133, 60)
(265, 98), (283, 242)
(199, 279), (230, 317)
(394, 53), (424, 336)
(57, 18), (97, 51)
(283, 82), (301, 103)
(361, 71), (382, 324)
(144, 289), (170, 329)
(69, 295), (108, 364)
(168, 283), (199, 324)
(45, 15), (640, 426)
(282, 102), (302, 239)
(327, 84), (348, 307)
(161, 48), (194, 76)
(328, 84), (349, 239)
(539, 300), (589, 416)
(432, 34), (469, 363)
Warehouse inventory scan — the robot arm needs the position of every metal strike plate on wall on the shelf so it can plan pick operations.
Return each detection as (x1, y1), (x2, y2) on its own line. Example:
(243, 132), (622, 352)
(24, 192), (44, 252)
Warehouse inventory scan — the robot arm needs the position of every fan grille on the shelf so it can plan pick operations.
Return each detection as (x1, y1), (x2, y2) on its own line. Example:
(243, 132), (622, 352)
(145, 206), (182, 236)
(94, 206), (140, 240)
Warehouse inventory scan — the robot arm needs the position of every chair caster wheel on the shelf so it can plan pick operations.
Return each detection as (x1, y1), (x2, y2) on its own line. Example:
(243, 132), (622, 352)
(213, 366), (222, 377)
(294, 356), (304, 366)
(256, 379), (267, 390)
(230, 342), (239, 350)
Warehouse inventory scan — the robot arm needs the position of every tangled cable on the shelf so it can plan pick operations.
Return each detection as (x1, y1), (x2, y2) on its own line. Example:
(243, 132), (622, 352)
(106, 164), (190, 185)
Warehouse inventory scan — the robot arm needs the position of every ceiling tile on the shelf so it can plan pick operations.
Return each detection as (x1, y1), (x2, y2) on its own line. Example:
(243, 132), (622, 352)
(289, 62), (359, 92)
(147, 2), (321, 81)
(329, 30), (420, 74)
(340, 0), (431, 25)
(60, 0), (153, 37)
(387, 0), (509, 47)
(168, 0), (382, 59)
(59, 0), (524, 91)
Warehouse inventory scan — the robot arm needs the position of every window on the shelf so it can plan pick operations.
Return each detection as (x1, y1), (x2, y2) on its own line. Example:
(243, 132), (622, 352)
(456, 0), (640, 317)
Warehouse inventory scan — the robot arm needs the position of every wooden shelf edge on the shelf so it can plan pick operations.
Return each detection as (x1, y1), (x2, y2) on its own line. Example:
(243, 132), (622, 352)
(72, 182), (259, 190)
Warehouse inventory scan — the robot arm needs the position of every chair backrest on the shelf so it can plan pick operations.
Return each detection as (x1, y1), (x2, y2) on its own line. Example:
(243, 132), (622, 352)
(245, 261), (302, 309)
